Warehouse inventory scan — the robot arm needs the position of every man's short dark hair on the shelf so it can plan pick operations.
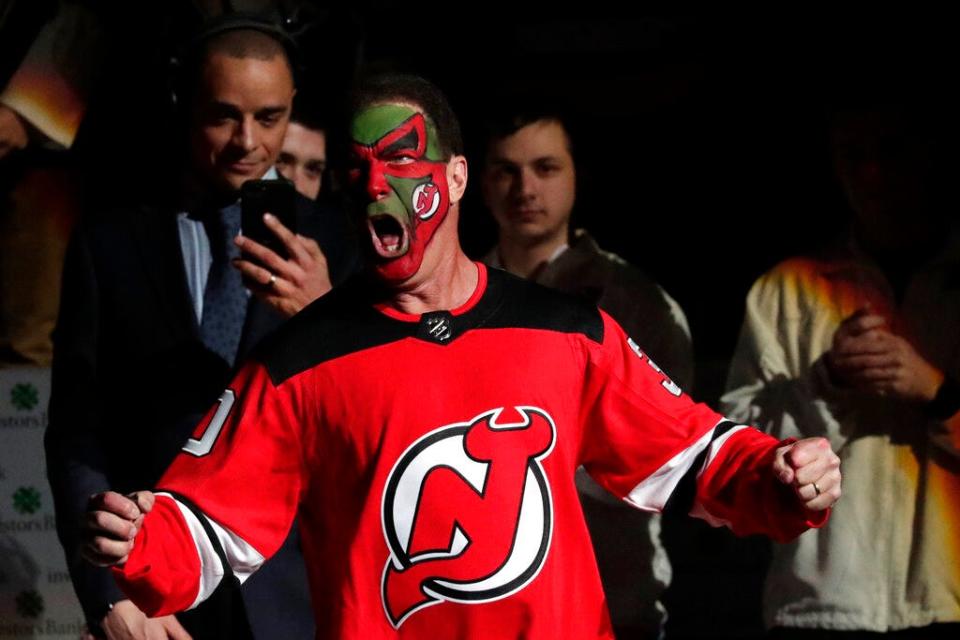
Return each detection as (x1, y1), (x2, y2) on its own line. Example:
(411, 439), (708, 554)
(203, 28), (291, 67)
(177, 25), (295, 108)
(482, 103), (576, 160)
(351, 73), (463, 159)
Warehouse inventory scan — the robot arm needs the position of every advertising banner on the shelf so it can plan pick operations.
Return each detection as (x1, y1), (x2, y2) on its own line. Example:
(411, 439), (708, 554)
(0, 367), (84, 638)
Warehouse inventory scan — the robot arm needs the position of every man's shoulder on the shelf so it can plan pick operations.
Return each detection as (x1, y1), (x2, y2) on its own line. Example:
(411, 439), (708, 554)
(484, 266), (605, 343)
(556, 232), (676, 316)
(72, 203), (174, 255)
(752, 252), (852, 293)
(582, 236), (663, 289)
(251, 276), (402, 384)
(256, 267), (605, 385)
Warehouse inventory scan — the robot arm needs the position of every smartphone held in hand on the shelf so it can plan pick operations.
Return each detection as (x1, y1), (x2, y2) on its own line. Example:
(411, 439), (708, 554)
(240, 179), (298, 258)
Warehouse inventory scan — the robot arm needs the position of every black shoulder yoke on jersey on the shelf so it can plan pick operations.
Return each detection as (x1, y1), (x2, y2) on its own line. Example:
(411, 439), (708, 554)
(256, 267), (604, 386)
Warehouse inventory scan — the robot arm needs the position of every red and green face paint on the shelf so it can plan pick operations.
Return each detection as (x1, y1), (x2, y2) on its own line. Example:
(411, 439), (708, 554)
(349, 104), (451, 282)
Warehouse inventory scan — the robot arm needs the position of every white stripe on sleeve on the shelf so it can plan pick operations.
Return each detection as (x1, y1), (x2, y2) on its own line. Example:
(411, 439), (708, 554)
(623, 421), (747, 515)
(688, 425), (747, 526)
(155, 493), (266, 610)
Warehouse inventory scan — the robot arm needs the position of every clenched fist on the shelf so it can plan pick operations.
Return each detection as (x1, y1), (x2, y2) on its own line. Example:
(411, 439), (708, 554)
(773, 437), (841, 511)
(82, 491), (155, 566)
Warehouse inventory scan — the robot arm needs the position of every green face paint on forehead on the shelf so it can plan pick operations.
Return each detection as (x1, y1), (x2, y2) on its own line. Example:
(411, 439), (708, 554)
(347, 101), (454, 283)
(351, 103), (444, 161)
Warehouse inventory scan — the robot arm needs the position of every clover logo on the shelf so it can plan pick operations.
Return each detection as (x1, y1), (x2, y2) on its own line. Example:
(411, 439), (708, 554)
(10, 383), (39, 411)
(16, 590), (44, 619)
(13, 486), (41, 515)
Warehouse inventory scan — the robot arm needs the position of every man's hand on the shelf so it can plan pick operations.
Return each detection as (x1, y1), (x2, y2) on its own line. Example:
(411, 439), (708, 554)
(0, 104), (29, 159)
(773, 437), (841, 511)
(82, 491), (154, 567)
(234, 213), (332, 318)
(101, 600), (192, 640)
(827, 307), (944, 403)
(100, 600), (192, 640)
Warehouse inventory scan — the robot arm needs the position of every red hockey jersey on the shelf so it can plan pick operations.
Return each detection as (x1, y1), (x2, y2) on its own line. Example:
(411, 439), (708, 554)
(115, 264), (825, 638)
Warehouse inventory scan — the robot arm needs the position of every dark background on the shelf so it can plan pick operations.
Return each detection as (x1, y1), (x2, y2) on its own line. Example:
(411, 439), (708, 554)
(3, 4), (953, 396)
(355, 6), (956, 403)
(7, 3), (954, 636)
(65, 3), (957, 403)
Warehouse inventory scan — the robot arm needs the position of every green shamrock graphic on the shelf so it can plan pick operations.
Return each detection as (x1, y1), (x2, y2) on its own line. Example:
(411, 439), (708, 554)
(10, 383), (39, 411)
(16, 590), (44, 618)
(13, 486), (41, 515)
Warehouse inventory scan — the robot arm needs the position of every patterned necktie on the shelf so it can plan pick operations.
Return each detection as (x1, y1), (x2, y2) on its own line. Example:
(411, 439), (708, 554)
(199, 203), (247, 366)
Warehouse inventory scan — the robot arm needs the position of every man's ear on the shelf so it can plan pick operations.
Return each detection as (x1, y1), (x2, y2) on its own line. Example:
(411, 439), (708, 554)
(446, 155), (468, 204)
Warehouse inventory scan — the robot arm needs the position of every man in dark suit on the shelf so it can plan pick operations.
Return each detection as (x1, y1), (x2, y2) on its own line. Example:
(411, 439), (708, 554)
(45, 18), (357, 640)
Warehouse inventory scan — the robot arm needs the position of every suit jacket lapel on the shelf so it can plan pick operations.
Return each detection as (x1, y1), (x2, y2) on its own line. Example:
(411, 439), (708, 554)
(237, 297), (284, 362)
(131, 206), (201, 340)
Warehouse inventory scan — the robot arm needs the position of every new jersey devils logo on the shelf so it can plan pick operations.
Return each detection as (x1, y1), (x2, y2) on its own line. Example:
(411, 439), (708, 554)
(380, 406), (556, 627)
(412, 181), (441, 220)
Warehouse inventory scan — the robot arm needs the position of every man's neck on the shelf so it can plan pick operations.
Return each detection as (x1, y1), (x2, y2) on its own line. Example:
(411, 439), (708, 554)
(384, 208), (478, 316)
(388, 249), (478, 316)
(496, 230), (568, 279)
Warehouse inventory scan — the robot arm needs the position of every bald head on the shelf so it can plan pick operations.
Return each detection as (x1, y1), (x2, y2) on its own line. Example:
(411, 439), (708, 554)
(202, 28), (292, 72)
(179, 27), (294, 109)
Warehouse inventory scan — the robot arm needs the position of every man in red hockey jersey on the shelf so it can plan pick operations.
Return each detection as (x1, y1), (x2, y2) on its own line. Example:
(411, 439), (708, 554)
(82, 74), (841, 639)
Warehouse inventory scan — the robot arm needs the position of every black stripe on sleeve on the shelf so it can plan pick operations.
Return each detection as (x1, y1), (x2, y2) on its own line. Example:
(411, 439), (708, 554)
(661, 421), (740, 517)
(157, 489), (236, 583)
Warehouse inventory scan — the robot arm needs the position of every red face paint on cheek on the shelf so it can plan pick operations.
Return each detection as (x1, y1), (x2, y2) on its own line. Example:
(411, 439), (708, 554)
(349, 110), (453, 282)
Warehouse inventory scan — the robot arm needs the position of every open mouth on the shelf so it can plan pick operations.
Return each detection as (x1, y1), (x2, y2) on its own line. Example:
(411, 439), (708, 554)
(368, 215), (409, 258)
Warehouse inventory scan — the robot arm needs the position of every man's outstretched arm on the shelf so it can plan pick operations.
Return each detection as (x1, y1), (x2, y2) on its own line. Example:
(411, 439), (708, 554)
(684, 427), (840, 542)
(580, 311), (840, 541)
(82, 361), (307, 616)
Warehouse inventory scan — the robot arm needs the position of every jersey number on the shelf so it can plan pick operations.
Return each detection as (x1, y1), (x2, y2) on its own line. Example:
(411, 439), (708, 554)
(182, 389), (236, 457)
(627, 338), (682, 397)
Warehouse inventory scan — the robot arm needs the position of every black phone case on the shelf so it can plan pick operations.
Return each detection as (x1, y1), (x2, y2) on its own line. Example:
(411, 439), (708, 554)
(240, 180), (298, 257)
